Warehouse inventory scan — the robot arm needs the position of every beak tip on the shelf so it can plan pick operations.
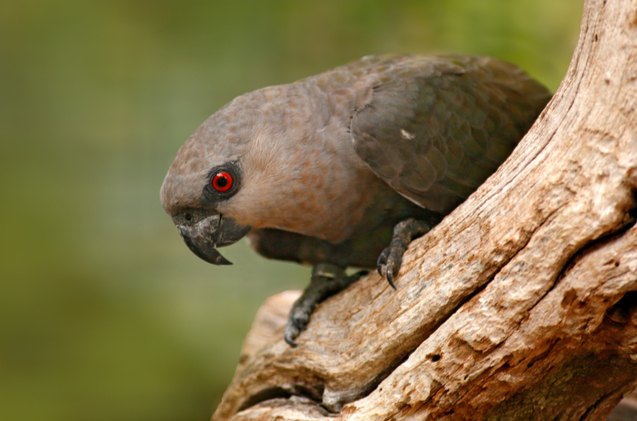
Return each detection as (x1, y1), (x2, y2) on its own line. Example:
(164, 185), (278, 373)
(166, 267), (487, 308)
(181, 233), (233, 266)
(215, 256), (233, 265)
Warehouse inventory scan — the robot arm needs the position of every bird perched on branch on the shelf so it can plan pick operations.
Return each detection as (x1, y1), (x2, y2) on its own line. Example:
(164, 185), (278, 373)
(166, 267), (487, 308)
(160, 54), (551, 346)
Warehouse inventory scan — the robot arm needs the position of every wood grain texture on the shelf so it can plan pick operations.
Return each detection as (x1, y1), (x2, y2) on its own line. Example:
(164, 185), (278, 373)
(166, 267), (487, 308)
(213, 0), (637, 418)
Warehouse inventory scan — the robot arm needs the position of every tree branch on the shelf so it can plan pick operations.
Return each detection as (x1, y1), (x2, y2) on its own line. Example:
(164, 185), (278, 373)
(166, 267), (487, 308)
(213, 0), (637, 418)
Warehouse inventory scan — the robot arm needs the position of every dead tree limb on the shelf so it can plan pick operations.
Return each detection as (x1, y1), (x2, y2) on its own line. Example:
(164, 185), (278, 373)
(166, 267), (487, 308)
(213, 0), (637, 418)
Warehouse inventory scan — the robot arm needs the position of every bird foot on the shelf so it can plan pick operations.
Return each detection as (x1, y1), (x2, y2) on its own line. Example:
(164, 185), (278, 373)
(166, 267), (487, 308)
(377, 218), (435, 288)
(284, 263), (367, 346)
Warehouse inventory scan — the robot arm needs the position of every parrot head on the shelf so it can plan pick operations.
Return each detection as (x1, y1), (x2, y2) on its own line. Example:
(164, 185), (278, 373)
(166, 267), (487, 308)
(160, 146), (251, 265)
(160, 158), (250, 265)
(160, 85), (323, 265)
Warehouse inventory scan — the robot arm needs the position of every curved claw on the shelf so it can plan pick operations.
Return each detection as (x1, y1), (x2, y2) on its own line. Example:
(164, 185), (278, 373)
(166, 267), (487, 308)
(284, 307), (309, 347)
(386, 270), (397, 290)
(377, 247), (398, 289)
(376, 217), (437, 290)
(284, 324), (300, 347)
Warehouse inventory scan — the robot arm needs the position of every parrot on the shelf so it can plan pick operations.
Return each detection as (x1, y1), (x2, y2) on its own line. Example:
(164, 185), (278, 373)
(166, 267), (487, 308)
(160, 54), (551, 346)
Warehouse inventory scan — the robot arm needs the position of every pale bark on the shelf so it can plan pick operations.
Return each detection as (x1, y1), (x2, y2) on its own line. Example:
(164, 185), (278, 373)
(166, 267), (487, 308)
(213, 0), (637, 419)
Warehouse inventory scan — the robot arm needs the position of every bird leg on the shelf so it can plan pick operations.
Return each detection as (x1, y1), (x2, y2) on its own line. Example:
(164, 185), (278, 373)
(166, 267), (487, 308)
(284, 263), (366, 346)
(377, 218), (435, 289)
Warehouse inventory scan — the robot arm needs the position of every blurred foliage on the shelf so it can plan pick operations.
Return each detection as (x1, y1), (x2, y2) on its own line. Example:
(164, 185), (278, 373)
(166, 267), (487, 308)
(0, 1), (581, 420)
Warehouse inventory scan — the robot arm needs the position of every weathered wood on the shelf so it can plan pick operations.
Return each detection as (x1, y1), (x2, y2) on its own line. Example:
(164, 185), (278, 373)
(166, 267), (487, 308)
(213, 0), (637, 419)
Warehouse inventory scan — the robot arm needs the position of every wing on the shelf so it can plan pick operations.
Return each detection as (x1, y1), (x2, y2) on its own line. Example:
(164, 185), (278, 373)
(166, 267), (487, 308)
(350, 55), (551, 213)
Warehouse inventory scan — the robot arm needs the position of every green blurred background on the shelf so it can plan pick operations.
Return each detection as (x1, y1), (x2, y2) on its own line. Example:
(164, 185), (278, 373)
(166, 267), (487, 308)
(1, 1), (581, 420)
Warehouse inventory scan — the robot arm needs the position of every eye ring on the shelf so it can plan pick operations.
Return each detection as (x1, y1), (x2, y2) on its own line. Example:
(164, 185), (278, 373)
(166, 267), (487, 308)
(211, 171), (234, 193)
(205, 162), (241, 201)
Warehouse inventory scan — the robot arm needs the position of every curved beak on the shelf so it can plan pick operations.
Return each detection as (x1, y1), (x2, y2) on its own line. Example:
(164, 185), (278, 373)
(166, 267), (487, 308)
(177, 214), (250, 265)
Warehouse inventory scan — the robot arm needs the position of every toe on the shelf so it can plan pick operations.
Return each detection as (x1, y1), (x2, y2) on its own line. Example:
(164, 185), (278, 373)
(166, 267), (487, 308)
(284, 308), (310, 346)
(376, 248), (390, 276)
(386, 252), (403, 286)
(284, 325), (299, 347)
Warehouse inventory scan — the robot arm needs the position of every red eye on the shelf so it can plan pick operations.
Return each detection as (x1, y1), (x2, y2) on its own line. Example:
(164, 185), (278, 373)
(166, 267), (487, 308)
(211, 171), (234, 193)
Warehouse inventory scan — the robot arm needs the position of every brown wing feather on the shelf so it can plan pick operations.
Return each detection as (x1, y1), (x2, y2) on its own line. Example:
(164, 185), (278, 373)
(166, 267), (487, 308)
(350, 55), (551, 213)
